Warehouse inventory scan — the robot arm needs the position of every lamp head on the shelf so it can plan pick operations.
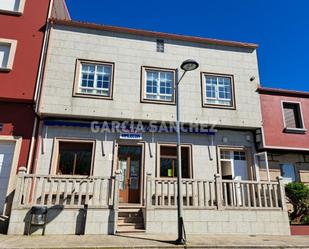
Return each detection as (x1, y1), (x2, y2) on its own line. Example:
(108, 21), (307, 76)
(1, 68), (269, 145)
(180, 59), (199, 71)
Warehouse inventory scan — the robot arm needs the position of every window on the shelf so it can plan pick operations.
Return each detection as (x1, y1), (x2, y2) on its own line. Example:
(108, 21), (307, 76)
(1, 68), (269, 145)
(202, 73), (235, 108)
(233, 151), (246, 160)
(280, 164), (297, 182)
(0, 39), (17, 71)
(142, 67), (175, 104)
(159, 145), (191, 178)
(0, 0), (25, 14)
(156, 39), (164, 52)
(219, 148), (249, 180)
(74, 60), (114, 99)
(57, 141), (94, 175)
(282, 102), (305, 132)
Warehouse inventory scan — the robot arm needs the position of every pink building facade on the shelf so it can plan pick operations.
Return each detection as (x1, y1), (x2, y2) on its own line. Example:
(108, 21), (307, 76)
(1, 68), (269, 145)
(258, 87), (309, 184)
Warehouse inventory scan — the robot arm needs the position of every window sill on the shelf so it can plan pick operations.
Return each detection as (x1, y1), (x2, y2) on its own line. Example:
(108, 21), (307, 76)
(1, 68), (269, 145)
(0, 67), (12, 72)
(73, 93), (113, 100)
(284, 127), (307, 134)
(202, 104), (236, 110)
(141, 98), (176, 105)
(0, 9), (22, 16)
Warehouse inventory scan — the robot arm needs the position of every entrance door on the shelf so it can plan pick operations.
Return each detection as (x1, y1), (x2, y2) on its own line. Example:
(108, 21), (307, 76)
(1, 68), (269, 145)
(233, 151), (249, 181)
(118, 145), (142, 204)
(0, 141), (15, 214)
(220, 150), (249, 180)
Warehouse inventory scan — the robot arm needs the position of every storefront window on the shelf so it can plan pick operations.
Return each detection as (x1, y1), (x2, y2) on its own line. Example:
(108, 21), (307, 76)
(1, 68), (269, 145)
(159, 145), (190, 178)
(57, 141), (93, 175)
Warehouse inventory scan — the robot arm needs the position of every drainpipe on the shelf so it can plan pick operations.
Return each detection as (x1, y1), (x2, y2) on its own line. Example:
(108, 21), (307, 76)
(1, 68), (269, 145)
(28, 0), (54, 173)
(34, 0), (54, 107)
(26, 117), (38, 173)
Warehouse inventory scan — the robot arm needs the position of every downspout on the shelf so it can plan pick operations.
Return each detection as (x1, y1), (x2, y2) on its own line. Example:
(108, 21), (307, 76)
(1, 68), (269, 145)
(33, 0), (54, 106)
(28, 0), (55, 173)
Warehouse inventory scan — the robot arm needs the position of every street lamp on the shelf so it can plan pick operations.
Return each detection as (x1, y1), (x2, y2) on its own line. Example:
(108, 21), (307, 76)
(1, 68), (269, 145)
(176, 59), (199, 244)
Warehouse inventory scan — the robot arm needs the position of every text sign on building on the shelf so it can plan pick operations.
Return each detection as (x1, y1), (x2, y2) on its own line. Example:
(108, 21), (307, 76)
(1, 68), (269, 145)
(119, 133), (142, 140)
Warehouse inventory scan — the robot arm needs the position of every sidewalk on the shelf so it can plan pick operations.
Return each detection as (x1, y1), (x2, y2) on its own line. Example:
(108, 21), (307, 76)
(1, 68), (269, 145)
(0, 233), (309, 249)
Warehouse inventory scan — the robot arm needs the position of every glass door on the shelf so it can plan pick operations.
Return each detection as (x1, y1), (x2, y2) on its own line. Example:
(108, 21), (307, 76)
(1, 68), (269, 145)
(118, 145), (142, 203)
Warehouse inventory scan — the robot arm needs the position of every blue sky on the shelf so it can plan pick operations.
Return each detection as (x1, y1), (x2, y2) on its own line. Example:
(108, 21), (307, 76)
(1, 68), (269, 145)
(66, 0), (309, 92)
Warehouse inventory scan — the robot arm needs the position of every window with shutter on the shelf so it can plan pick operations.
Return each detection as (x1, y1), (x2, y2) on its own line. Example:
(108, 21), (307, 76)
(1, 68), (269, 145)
(283, 102), (303, 129)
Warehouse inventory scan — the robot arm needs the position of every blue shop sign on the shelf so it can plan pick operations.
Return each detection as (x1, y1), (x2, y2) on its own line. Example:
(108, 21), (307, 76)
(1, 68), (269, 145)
(120, 133), (142, 140)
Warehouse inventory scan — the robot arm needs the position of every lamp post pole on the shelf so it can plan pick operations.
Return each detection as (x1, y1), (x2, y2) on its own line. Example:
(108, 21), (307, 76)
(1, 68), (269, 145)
(175, 60), (199, 245)
(176, 70), (186, 244)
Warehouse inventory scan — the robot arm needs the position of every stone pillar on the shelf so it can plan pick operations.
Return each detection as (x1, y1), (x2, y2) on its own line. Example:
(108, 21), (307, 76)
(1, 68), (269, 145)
(11, 166), (27, 209)
(215, 174), (223, 210)
(146, 172), (152, 209)
(112, 170), (121, 234)
(277, 176), (287, 212)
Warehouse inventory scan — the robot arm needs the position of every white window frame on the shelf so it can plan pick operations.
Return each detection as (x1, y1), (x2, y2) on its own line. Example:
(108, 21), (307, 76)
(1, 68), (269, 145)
(219, 149), (248, 179)
(141, 67), (176, 104)
(201, 73), (235, 109)
(254, 152), (270, 182)
(0, 38), (17, 71)
(0, 0), (26, 15)
(73, 59), (114, 99)
(281, 100), (307, 134)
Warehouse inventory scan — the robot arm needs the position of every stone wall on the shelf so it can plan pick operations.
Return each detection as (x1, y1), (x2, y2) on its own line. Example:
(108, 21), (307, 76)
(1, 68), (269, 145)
(41, 25), (262, 129)
(145, 208), (290, 235)
(8, 207), (115, 235)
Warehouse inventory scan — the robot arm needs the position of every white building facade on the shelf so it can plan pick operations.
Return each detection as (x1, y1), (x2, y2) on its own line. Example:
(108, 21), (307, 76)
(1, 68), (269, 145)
(8, 20), (290, 235)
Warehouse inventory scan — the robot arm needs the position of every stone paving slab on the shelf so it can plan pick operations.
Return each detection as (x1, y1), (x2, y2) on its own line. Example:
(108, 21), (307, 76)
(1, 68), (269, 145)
(0, 234), (309, 249)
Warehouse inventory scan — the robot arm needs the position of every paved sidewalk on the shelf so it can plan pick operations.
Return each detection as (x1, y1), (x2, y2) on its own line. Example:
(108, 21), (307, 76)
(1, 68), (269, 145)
(0, 234), (309, 249)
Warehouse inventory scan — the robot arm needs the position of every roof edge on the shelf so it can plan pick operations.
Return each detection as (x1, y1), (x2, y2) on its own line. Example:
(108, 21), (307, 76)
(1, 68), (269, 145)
(257, 87), (309, 98)
(49, 18), (258, 49)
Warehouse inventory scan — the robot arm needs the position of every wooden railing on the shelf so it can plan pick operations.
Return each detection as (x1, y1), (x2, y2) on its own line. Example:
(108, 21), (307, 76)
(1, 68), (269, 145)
(13, 172), (113, 209)
(146, 173), (287, 211)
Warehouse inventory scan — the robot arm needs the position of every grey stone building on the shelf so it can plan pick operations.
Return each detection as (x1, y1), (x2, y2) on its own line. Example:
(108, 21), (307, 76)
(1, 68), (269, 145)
(8, 19), (290, 235)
